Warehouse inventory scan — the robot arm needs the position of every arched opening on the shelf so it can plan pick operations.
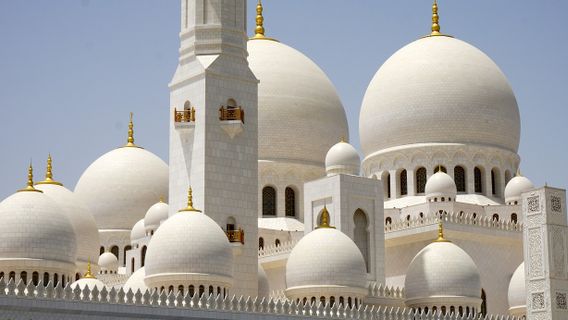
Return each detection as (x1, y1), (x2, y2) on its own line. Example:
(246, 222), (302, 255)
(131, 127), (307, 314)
(258, 237), (264, 250)
(123, 245), (131, 267)
(353, 209), (370, 272)
(178, 285), (184, 296)
(53, 273), (58, 287)
(275, 239), (281, 247)
(131, 258), (135, 273)
(199, 285), (205, 297)
(399, 170), (408, 196)
(62, 275), (65, 287)
(381, 171), (391, 199)
(262, 186), (276, 216)
(434, 166), (447, 173)
(285, 187), (296, 217)
(511, 213), (518, 223)
(32, 272), (39, 286)
(189, 285), (195, 297)
(227, 98), (237, 108)
(385, 217), (392, 225)
(492, 214), (499, 221)
(141, 246), (147, 267)
(339, 296), (344, 307)
(491, 168), (500, 196)
(330, 296), (335, 307)
(209, 285), (214, 295)
(184, 100), (191, 111)
(320, 296), (325, 305)
(415, 167), (427, 194)
(43, 273), (49, 286)
(20, 271), (27, 285)
(168, 285), (174, 294)
(0, 272), (3, 280)
(226, 216), (236, 232)
(474, 167), (483, 193)
(454, 166), (466, 192)
(110, 246), (119, 259)
(75, 273), (80, 281)
(100, 246), (105, 255)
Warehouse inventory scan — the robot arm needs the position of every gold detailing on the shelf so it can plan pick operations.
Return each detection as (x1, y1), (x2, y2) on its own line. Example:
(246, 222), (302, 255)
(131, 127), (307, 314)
(124, 112), (141, 148)
(219, 106), (245, 123)
(340, 137), (346, 143)
(159, 196), (164, 203)
(179, 186), (202, 212)
(316, 205), (335, 229)
(17, 163), (42, 193)
(250, 0), (277, 41)
(226, 228), (245, 244)
(174, 107), (195, 123)
(83, 259), (96, 279)
(36, 154), (63, 186)
(425, 0), (451, 38)
(434, 220), (450, 242)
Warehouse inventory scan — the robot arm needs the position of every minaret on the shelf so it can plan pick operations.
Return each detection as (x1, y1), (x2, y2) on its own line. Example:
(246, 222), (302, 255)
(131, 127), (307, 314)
(169, 0), (258, 296)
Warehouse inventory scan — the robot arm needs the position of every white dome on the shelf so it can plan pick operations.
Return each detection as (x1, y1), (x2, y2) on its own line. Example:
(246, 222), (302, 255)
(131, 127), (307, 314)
(144, 200), (169, 233)
(0, 190), (77, 272)
(35, 183), (100, 268)
(425, 171), (457, 200)
(325, 141), (360, 176)
(124, 267), (148, 294)
(98, 252), (118, 272)
(508, 262), (526, 316)
(71, 277), (106, 291)
(248, 39), (349, 166)
(258, 263), (270, 298)
(144, 211), (233, 287)
(74, 146), (168, 230)
(131, 219), (146, 243)
(505, 175), (534, 205)
(286, 227), (367, 299)
(405, 241), (482, 307)
(360, 36), (520, 157)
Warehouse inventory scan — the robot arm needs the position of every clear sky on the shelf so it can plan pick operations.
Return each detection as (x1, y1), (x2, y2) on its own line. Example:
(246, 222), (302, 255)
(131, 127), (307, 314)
(0, 0), (566, 200)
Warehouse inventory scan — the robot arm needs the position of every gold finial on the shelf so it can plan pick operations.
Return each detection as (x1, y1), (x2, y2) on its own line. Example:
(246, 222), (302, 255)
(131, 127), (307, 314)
(159, 196), (164, 203)
(340, 136), (346, 143)
(36, 154), (63, 186)
(316, 205), (335, 229)
(124, 112), (140, 148)
(83, 259), (96, 279)
(434, 220), (450, 242)
(250, 0), (277, 41)
(17, 162), (42, 193)
(179, 186), (202, 212)
(431, 0), (441, 36)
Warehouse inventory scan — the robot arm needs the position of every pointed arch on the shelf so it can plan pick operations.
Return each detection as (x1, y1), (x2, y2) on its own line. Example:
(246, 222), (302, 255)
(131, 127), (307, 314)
(285, 186), (296, 217)
(353, 209), (370, 272)
(454, 166), (466, 192)
(399, 170), (408, 196)
(415, 167), (427, 194)
(474, 167), (483, 193)
(262, 186), (276, 216)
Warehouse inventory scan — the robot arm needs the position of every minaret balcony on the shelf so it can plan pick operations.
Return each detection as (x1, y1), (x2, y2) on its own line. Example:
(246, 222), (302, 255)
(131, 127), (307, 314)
(226, 228), (244, 244)
(219, 106), (244, 138)
(173, 107), (196, 130)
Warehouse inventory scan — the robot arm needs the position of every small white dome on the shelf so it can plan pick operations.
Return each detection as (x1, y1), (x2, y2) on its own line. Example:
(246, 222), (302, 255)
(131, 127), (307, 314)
(508, 262), (526, 317)
(325, 141), (360, 176)
(505, 175), (534, 205)
(131, 219), (146, 244)
(0, 189), (77, 274)
(71, 277), (106, 291)
(124, 267), (148, 294)
(98, 252), (118, 273)
(35, 183), (100, 269)
(144, 210), (233, 289)
(248, 39), (349, 166)
(258, 263), (270, 298)
(286, 227), (367, 300)
(74, 146), (168, 230)
(405, 240), (482, 308)
(425, 171), (457, 200)
(144, 200), (169, 233)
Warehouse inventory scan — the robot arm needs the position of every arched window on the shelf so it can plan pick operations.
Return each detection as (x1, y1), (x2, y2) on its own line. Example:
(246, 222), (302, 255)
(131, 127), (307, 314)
(217, 287), (221, 296)
(385, 217), (392, 225)
(32, 272), (39, 286)
(0, 272), (3, 280)
(491, 168), (498, 195)
(209, 285), (214, 295)
(511, 213), (518, 223)
(131, 258), (135, 273)
(419, 212), (424, 218)
(382, 172), (391, 199)
(415, 167), (427, 194)
(141, 246), (147, 267)
(189, 285), (195, 297)
(320, 296), (326, 305)
(184, 100), (191, 111)
(62, 274), (65, 287)
(43, 273), (49, 286)
(123, 245), (131, 267)
(454, 166), (466, 192)
(100, 247), (105, 255)
(53, 273), (59, 287)
(353, 209), (370, 272)
(459, 306), (463, 316)
(178, 285), (184, 295)
(275, 239), (281, 247)
(481, 289), (487, 315)
(168, 285), (174, 294)
(434, 165), (447, 173)
(226, 217), (236, 231)
(330, 296), (335, 306)
(492, 214), (499, 221)
(75, 273), (80, 281)
(258, 237), (264, 250)
(441, 306), (446, 315)
(20, 271), (27, 285)
(400, 170), (408, 196)
(310, 296), (316, 305)
(339, 296), (344, 307)
(227, 98), (237, 108)
(348, 297), (352, 308)
(450, 306), (455, 315)
(474, 167), (483, 193)
(199, 285), (205, 297)
(110, 246), (119, 259)
(285, 187), (296, 217)
(262, 186), (276, 216)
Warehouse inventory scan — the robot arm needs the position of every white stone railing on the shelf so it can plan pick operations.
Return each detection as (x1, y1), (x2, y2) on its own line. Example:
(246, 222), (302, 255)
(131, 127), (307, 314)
(367, 282), (405, 300)
(258, 240), (297, 258)
(0, 277), (521, 320)
(385, 211), (523, 234)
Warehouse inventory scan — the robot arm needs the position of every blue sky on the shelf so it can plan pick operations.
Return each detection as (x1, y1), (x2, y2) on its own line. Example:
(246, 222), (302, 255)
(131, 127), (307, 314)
(0, 0), (566, 200)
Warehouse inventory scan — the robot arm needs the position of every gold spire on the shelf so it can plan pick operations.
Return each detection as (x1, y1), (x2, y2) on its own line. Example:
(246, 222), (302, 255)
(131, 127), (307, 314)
(17, 162), (42, 193)
(36, 154), (63, 186)
(426, 0), (451, 37)
(178, 186), (202, 212)
(159, 196), (164, 203)
(83, 259), (96, 279)
(316, 205), (335, 229)
(124, 112), (141, 148)
(434, 220), (450, 242)
(250, 0), (277, 41)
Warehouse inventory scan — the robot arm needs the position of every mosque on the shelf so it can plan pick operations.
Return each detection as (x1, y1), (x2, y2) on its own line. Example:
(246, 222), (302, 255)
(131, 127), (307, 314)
(0, 1), (567, 320)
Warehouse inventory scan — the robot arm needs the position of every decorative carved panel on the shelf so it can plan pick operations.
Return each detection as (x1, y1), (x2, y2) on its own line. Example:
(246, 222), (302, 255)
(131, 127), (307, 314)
(528, 227), (544, 279)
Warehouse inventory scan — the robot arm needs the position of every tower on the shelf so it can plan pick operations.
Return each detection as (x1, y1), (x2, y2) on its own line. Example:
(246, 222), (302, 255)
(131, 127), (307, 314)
(169, 0), (259, 296)
(522, 186), (568, 319)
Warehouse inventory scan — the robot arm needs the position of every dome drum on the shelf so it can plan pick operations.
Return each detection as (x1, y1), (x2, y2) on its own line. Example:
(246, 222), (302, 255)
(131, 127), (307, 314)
(285, 285), (367, 306)
(144, 273), (233, 295)
(405, 296), (482, 313)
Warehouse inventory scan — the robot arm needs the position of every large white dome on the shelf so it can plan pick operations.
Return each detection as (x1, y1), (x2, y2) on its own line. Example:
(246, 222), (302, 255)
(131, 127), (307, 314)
(74, 146), (168, 230)
(504, 175), (534, 205)
(131, 219), (146, 244)
(35, 183), (100, 269)
(360, 36), (520, 157)
(286, 227), (367, 299)
(0, 189), (77, 272)
(508, 262), (526, 316)
(325, 141), (360, 176)
(144, 210), (233, 287)
(248, 39), (349, 165)
(425, 171), (457, 200)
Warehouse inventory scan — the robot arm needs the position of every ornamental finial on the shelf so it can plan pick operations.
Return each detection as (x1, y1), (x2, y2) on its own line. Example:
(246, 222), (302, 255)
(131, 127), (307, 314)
(125, 112), (137, 148)
(83, 259), (96, 279)
(431, 0), (441, 36)
(18, 162), (42, 193)
(435, 219), (450, 242)
(316, 205), (335, 229)
(250, 0), (277, 41)
(179, 186), (202, 212)
(37, 154), (63, 186)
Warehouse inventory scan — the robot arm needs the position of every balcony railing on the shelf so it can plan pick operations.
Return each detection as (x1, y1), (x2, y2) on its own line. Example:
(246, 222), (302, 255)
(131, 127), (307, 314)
(174, 107), (195, 123)
(219, 106), (244, 123)
(226, 229), (244, 244)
